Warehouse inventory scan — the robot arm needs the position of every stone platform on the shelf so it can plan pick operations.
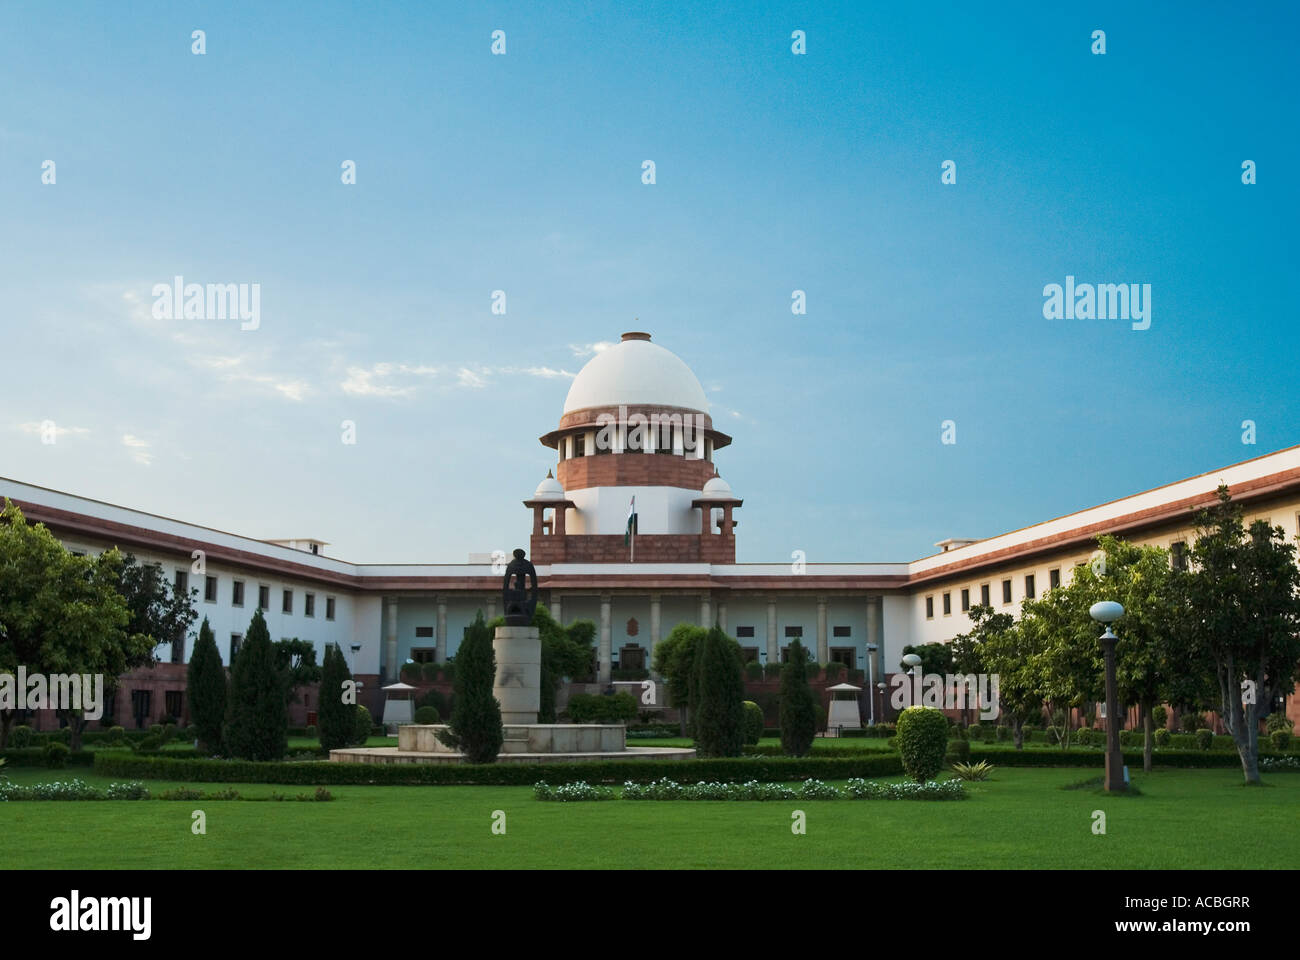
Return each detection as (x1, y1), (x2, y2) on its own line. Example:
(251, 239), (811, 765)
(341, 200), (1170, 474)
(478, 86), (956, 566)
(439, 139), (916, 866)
(328, 723), (696, 764)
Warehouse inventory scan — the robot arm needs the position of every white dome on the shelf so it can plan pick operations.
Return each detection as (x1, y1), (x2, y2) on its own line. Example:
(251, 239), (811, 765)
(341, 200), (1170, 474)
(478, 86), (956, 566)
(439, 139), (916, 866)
(702, 475), (733, 497)
(563, 333), (709, 414)
(532, 473), (566, 500)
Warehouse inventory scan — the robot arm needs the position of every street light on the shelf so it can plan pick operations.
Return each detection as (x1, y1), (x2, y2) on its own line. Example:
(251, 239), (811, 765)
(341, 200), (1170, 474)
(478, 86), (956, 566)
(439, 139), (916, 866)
(865, 642), (878, 724)
(1090, 600), (1127, 792)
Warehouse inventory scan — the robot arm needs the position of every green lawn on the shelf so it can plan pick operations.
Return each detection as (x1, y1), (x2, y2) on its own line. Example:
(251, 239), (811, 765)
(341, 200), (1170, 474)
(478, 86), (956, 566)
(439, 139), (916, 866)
(1, 766), (1294, 869)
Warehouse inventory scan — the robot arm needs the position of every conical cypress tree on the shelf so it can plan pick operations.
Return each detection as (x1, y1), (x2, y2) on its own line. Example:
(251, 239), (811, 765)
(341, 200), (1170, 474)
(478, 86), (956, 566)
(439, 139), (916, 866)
(436, 611), (503, 763)
(318, 642), (356, 750)
(223, 609), (288, 761)
(186, 617), (226, 753)
(779, 638), (816, 756)
(693, 625), (745, 757)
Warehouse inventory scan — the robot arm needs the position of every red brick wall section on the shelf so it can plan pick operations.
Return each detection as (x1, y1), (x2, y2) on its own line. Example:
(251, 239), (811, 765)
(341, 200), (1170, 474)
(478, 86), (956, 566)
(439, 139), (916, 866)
(557, 451), (716, 492)
(530, 532), (735, 564)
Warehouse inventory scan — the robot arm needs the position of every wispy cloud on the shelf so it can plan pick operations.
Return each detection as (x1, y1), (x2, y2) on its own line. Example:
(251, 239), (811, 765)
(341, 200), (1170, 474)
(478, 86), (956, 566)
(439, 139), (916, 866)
(122, 434), (153, 466)
(16, 421), (91, 439)
(568, 341), (615, 358)
(457, 368), (488, 389)
(341, 362), (439, 398)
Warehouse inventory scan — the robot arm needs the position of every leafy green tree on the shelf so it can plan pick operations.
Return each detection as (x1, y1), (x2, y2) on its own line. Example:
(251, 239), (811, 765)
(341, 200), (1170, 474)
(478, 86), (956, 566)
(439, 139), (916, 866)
(979, 619), (1044, 750)
(115, 553), (197, 662)
(779, 638), (817, 756)
(899, 641), (953, 676)
(223, 609), (288, 761)
(693, 625), (745, 757)
(437, 611), (503, 762)
(1177, 487), (1300, 784)
(273, 637), (322, 706)
(0, 501), (153, 749)
(652, 622), (707, 735)
(318, 642), (356, 751)
(741, 701), (764, 745)
(186, 618), (226, 753)
(948, 604), (1009, 725)
(1021, 537), (1183, 770)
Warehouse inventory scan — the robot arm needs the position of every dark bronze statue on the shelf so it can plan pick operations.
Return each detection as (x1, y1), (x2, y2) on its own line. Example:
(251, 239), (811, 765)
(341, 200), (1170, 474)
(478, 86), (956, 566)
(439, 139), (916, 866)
(502, 548), (538, 626)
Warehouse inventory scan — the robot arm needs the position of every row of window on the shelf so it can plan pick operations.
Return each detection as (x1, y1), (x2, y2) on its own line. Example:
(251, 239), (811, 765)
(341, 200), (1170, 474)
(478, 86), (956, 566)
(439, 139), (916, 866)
(734, 625), (853, 638)
(924, 538), (1200, 621)
(174, 571), (336, 620)
(925, 569), (1063, 620)
(557, 433), (714, 459)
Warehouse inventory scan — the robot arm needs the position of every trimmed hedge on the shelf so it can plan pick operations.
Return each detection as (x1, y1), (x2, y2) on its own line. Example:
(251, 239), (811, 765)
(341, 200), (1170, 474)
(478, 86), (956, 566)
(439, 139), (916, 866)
(2, 748), (95, 767)
(93, 751), (905, 786)
(968, 748), (1271, 769)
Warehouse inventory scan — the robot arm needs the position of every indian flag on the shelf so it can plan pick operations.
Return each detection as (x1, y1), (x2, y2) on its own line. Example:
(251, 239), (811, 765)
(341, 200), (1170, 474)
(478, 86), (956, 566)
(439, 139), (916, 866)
(625, 496), (637, 546)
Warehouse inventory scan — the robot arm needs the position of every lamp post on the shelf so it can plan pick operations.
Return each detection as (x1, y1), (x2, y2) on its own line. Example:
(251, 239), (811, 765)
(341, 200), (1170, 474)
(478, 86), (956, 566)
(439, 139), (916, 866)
(876, 682), (887, 724)
(865, 642), (878, 724)
(1090, 601), (1127, 792)
(902, 653), (922, 710)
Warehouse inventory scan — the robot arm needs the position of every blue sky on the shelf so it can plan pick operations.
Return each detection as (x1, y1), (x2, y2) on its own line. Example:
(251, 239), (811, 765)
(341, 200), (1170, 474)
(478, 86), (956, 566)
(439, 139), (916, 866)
(1, 1), (1297, 563)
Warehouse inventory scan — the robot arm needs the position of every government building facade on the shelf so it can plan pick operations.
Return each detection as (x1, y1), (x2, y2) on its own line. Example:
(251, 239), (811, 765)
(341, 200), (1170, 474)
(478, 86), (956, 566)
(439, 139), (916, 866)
(4, 331), (1300, 729)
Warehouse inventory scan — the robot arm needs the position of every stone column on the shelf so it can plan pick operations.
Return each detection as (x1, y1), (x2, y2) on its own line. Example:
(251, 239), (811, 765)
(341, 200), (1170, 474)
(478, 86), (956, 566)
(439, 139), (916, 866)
(816, 595), (828, 664)
(700, 593), (711, 627)
(436, 598), (447, 663)
(717, 601), (727, 634)
(649, 593), (662, 669)
(866, 596), (882, 683)
(493, 624), (540, 725)
(550, 592), (562, 625)
(486, 595), (497, 621)
(599, 594), (612, 685)
(766, 598), (778, 664)
(383, 597), (399, 682)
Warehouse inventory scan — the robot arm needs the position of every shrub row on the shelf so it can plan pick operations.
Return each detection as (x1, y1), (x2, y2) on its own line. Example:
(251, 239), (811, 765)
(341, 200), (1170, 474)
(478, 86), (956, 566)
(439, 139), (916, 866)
(93, 751), (906, 786)
(565, 692), (639, 724)
(966, 748), (1284, 769)
(1, 748), (94, 767)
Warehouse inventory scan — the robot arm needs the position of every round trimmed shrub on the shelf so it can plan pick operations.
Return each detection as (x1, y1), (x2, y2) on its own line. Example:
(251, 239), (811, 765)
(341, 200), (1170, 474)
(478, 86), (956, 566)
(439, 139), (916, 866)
(946, 738), (971, 763)
(896, 706), (949, 783)
(163, 723), (178, 742)
(1266, 712), (1293, 734)
(741, 701), (764, 746)
(353, 705), (374, 745)
(134, 734), (164, 753)
(967, 722), (984, 741)
(44, 741), (70, 768)
(10, 725), (35, 749)
(744, 661), (763, 681)
(52, 726), (72, 743)
(1181, 713), (1205, 733)
(1271, 730), (1292, 751)
(304, 724), (317, 739)
(1195, 728), (1213, 750)
(414, 706), (441, 725)
(1154, 727), (1171, 748)
(105, 726), (126, 746)
(1152, 705), (1168, 729)
(1075, 728), (1093, 747)
(996, 725), (1010, 742)
(1118, 730), (1136, 749)
(149, 723), (164, 738)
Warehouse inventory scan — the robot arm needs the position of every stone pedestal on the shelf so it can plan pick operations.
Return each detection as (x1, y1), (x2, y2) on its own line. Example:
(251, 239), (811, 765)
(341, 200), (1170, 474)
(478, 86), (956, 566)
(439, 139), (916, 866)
(494, 624), (540, 725)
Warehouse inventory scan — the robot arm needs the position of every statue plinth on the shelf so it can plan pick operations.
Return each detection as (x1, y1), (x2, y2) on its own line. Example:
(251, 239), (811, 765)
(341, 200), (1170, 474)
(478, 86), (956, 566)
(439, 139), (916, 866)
(493, 624), (541, 724)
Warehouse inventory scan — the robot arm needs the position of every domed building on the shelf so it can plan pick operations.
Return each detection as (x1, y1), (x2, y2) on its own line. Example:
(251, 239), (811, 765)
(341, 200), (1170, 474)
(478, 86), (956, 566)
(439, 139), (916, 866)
(525, 331), (742, 564)
(5, 330), (1300, 734)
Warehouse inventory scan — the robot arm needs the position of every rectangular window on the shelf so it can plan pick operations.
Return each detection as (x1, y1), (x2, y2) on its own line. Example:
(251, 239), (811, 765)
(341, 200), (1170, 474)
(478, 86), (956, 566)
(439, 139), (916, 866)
(783, 625), (803, 637)
(326, 597), (336, 620)
(282, 589), (293, 614)
(1001, 579), (1012, 604)
(925, 596), (934, 619)
(1049, 568), (1061, 590)
(258, 585), (270, 611)
(960, 588), (970, 612)
(415, 626), (434, 638)
(942, 593), (951, 615)
(832, 625), (851, 638)
(1024, 574), (1036, 599)
(232, 580), (245, 607)
(164, 690), (183, 720)
(130, 690), (152, 729)
(411, 648), (436, 663)
(204, 575), (218, 602)
(735, 626), (755, 638)
(175, 570), (188, 595)
(304, 593), (315, 617)
(829, 647), (855, 667)
(741, 646), (760, 663)
(1171, 541), (1188, 572)
(980, 583), (990, 606)
(230, 634), (242, 661)
(574, 435), (585, 456)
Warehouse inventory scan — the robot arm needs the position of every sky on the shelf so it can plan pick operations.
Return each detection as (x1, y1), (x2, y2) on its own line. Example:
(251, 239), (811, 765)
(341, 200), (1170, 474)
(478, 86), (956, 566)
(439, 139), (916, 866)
(1, 1), (1297, 564)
